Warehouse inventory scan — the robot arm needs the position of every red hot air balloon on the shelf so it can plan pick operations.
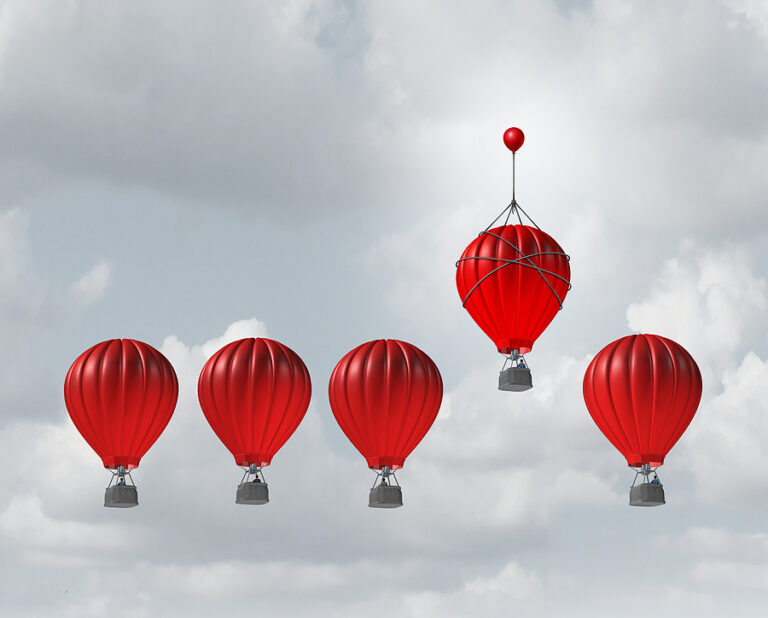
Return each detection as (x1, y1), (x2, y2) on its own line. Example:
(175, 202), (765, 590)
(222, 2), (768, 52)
(456, 127), (571, 392)
(198, 338), (311, 505)
(64, 339), (178, 508)
(583, 334), (702, 507)
(328, 339), (443, 509)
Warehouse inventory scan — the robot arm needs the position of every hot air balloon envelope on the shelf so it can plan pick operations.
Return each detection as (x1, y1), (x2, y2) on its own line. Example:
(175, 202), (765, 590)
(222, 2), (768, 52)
(198, 337), (312, 468)
(582, 333), (702, 468)
(64, 339), (178, 470)
(328, 339), (443, 470)
(457, 225), (570, 355)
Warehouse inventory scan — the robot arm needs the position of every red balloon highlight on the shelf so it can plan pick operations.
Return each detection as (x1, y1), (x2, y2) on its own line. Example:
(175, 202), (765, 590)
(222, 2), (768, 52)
(198, 338), (311, 467)
(64, 339), (179, 470)
(503, 127), (525, 152)
(456, 225), (571, 354)
(328, 339), (443, 470)
(583, 334), (702, 467)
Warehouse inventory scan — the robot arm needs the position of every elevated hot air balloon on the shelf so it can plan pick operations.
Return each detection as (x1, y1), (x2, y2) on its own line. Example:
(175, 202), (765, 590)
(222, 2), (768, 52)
(328, 339), (443, 508)
(198, 338), (311, 505)
(64, 339), (179, 508)
(456, 127), (571, 392)
(583, 334), (702, 507)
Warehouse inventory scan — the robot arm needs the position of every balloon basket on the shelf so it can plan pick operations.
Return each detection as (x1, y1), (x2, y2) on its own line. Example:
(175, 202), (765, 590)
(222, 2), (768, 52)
(369, 466), (403, 508)
(629, 465), (665, 507)
(499, 366), (532, 392)
(104, 467), (138, 508)
(629, 483), (665, 507)
(104, 484), (138, 508)
(369, 484), (403, 508)
(236, 481), (269, 505)
(236, 464), (269, 505)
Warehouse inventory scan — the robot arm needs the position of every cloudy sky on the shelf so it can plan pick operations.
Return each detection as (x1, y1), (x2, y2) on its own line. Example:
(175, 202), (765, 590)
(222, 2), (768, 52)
(1, 0), (767, 615)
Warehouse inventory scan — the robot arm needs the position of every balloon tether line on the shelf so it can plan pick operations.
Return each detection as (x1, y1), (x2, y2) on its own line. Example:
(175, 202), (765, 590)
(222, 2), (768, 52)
(502, 151), (530, 229)
(513, 151), (516, 203)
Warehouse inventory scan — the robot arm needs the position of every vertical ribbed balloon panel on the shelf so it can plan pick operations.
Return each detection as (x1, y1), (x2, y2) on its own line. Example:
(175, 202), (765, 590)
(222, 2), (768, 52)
(197, 338), (312, 468)
(583, 334), (702, 468)
(328, 339), (443, 471)
(457, 225), (570, 355)
(64, 339), (179, 470)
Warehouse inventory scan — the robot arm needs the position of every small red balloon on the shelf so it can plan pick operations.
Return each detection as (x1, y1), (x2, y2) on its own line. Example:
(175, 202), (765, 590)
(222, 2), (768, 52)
(503, 127), (525, 152)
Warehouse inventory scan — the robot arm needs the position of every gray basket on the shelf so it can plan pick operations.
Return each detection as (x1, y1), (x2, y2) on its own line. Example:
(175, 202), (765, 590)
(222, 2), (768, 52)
(104, 484), (138, 508)
(236, 481), (270, 505)
(629, 483), (665, 507)
(498, 366), (533, 392)
(369, 484), (403, 508)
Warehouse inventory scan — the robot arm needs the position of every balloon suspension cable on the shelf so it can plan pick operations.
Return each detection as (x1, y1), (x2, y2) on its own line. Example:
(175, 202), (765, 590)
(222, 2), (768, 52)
(504, 151), (524, 227)
(371, 466), (400, 489)
(630, 463), (662, 487)
(501, 349), (529, 372)
(491, 150), (540, 231)
(240, 463), (267, 485)
(456, 149), (571, 310)
(107, 465), (135, 489)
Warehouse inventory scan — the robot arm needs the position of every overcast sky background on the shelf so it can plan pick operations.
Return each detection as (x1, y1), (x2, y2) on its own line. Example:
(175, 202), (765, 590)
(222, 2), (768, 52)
(0, 0), (767, 616)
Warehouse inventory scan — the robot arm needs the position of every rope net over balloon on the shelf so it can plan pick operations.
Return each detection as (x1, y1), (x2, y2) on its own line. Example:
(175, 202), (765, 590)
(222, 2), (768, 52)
(455, 142), (571, 366)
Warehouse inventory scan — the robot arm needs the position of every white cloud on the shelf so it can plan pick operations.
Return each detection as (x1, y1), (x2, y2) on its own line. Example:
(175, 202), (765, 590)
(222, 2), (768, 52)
(0, 207), (112, 317)
(0, 0), (415, 216)
(366, 205), (476, 333)
(0, 208), (43, 314)
(0, 495), (126, 555)
(68, 260), (111, 306)
(0, 208), (27, 286)
(0, 2), (767, 616)
(413, 349), (625, 530)
(403, 562), (544, 617)
(668, 527), (768, 591)
(690, 561), (768, 589)
(16, 557), (543, 618)
(159, 318), (271, 462)
(154, 319), (550, 561)
(658, 526), (768, 561)
(1, 0), (765, 240)
(681, 351), (768, 501)
(0, 316), (562, 617)
(161, 316), (268, 377)
(0, 208), (125, 422)
(626, 241), (768, 381)
(727, 0), (768, 38)
(623, 241), (768, 505)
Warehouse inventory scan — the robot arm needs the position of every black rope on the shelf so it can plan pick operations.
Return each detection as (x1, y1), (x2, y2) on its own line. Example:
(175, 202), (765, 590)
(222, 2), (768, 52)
(485, 202), (515, 233)
(513, 202), (540, 231)
(513, 151), (516, 202)
(481, 198), (540, 235)
(458, 250), (571, 308)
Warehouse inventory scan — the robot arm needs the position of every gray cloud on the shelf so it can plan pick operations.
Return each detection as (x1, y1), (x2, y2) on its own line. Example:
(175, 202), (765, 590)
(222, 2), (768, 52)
(1, 1), (767, 616)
